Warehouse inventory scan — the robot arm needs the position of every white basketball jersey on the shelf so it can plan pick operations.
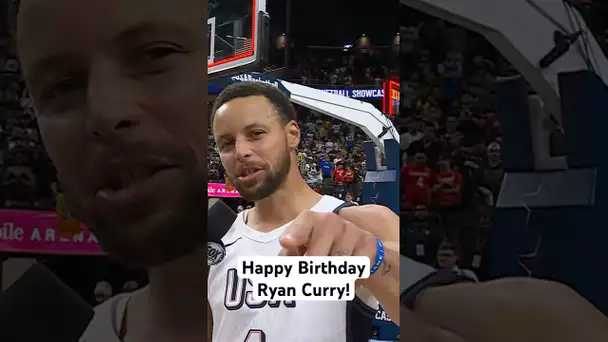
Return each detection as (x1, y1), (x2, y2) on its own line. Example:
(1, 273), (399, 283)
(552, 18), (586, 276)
(79, 292), (132, 342)
(208, 195), (362, 342)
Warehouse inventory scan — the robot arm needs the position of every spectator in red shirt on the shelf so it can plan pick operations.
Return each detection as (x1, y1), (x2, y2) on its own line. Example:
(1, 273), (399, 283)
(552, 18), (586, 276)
(434, 158), (463, 206)
(401, 152), (434, 210)
(332, 162), (345, 184)
(432, 158), (463, 234)
(343, 164), (355, 193)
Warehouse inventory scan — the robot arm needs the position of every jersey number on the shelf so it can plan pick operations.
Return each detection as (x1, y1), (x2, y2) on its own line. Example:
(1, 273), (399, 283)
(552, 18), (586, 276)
(416, 176), (424, 187)
(245, 329), (266, 342)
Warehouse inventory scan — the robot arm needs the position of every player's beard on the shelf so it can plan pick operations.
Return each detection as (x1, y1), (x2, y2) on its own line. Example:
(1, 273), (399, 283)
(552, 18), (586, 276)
(62, 160), (208, 269)
(230, 146), (291, 202)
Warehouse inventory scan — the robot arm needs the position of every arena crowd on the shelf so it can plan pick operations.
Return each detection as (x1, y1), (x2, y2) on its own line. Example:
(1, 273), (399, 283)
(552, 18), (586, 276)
(0, 35), (57, 211)
(399, 16), (508, 280)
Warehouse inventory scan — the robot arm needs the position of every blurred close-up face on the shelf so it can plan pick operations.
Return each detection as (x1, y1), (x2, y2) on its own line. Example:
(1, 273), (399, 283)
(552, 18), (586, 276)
(213, 95), (300, 201)
(94, 281), (113, 304)
(17, 0), (208, 267)
(437, 248), (458, 268)
(414, 153), (427, 165)
(488, 145), (501, 163)
(479, 213), (492, 230)
(413, 205), (428, 220)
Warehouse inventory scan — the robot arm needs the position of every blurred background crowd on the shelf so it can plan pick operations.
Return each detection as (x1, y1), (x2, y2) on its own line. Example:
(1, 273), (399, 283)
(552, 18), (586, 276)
(399, 0), (608, 282)
(398, 14), (505, 280)
(0, 35), (57, 211)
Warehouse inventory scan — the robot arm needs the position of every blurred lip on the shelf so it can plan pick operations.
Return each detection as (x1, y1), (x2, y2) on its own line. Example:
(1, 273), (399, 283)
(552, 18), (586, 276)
(95, 166), (180, 207)
(238, 169), (263, 182)
(94, 157), (180, 204)
(236, 164), (265, 182)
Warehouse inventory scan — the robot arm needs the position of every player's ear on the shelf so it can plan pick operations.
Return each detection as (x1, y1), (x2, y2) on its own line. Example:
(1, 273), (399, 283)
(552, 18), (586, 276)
(285, 120), (300, 151)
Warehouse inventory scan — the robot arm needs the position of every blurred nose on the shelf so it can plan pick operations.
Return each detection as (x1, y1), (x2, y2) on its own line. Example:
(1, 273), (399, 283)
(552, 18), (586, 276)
(234, 136), (254, 161)
(85, 60), (141, 141)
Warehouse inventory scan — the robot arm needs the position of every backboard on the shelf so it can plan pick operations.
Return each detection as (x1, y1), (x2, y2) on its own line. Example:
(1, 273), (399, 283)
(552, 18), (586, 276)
(208, 0), (267, 75)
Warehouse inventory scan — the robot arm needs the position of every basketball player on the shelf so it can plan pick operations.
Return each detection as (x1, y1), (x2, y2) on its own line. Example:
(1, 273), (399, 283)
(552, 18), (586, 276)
(16, 0), (608, 341)
(17, 0), (210, 341)
(209, 82), (401, 341)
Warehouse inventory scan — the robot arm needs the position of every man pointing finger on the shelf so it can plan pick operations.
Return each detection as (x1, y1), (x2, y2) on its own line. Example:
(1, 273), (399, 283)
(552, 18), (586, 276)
(279, 204), (401, 325)
(209, 82), (399, 341)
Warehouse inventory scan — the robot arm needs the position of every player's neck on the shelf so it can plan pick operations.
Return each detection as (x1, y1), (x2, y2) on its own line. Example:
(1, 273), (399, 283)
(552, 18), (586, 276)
(129, 247), (207, 340)
(252, 169), (321, 230)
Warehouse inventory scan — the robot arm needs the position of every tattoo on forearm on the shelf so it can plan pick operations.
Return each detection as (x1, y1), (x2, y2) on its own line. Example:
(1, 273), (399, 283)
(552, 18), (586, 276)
(381, 262), (392, 276)
(332, 249), (350, 256)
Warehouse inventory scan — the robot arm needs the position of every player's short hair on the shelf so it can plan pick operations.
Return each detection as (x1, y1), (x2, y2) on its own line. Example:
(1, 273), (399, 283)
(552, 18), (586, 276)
(211, 82), (296, 127)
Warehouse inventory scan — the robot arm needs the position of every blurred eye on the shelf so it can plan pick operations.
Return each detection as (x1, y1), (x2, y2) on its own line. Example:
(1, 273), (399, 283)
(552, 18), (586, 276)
(219, 140), (234, 151)
(43, 78), (82, 99)
(39, 77), (86, 113)
(142, 45), (180, 61)
(132, 43), (186, 74)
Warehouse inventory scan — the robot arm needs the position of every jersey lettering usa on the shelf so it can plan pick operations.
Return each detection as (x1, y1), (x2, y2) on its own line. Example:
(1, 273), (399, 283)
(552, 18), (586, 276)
(223, 267), (296, 310)
(208, 195), (362, 342)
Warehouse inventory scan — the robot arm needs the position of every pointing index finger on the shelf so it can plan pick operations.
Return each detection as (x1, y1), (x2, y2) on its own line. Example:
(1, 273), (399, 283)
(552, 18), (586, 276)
(279, 210), (315, 251)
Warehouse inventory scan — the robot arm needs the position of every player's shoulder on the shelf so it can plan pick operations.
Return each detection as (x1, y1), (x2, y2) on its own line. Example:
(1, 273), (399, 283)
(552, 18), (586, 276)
(400, 255), (436, 293)
(400, 257), (478, 310)
(312, 195), (345, 212)
(79, 291), (135, 342)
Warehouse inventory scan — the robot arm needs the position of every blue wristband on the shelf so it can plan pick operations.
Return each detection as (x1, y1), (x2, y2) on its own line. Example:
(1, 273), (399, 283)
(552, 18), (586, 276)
(369, 237), (385, 276)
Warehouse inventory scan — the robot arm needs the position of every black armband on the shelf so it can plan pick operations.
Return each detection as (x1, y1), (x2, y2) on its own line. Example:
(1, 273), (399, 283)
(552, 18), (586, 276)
(400, 268), (476, 310)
